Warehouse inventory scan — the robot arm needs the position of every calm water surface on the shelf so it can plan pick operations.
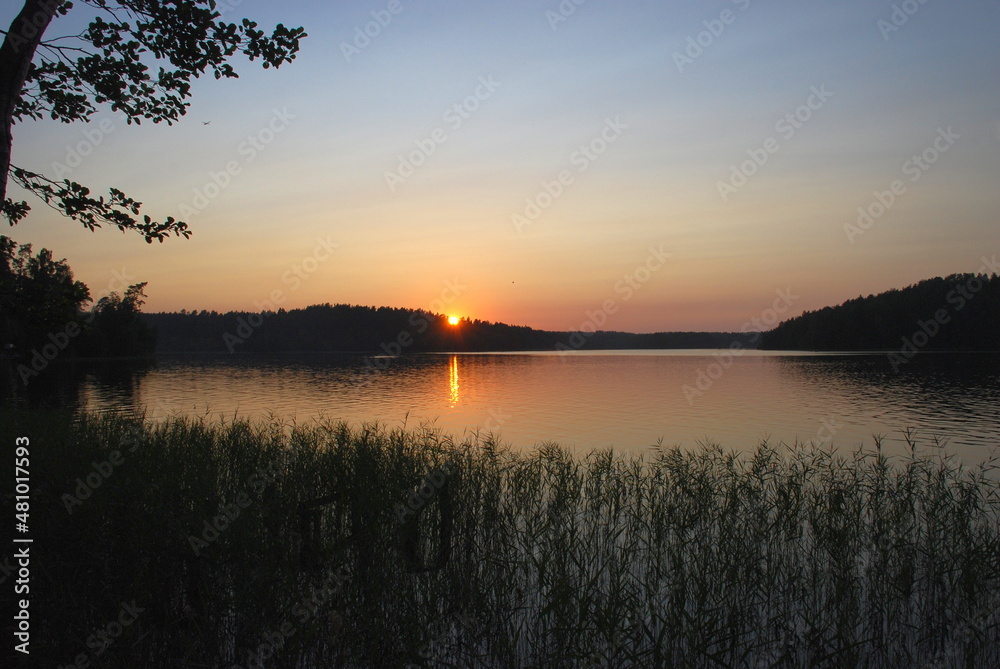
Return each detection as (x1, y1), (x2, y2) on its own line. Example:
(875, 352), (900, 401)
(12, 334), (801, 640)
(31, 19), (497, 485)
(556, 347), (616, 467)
(65, 350), (1000, 461)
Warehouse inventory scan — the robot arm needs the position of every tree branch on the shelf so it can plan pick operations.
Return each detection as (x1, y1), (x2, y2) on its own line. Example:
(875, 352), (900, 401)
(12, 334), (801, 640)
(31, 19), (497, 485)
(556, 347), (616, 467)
(2, 1), (304, 240)
(8, 165), (192, 243)
(0, 0), (65, 204)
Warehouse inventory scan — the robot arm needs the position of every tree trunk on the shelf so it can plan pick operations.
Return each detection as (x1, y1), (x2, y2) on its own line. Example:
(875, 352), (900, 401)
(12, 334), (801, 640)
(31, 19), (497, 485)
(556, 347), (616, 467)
(0, 0), (60, 205)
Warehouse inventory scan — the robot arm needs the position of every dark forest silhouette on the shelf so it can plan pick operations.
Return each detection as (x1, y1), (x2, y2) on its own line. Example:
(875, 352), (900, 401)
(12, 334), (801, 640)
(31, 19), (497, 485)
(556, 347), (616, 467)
(5, 234), (995, 360)
(761, 273), (999, 351)
(142, 305), (754, 354)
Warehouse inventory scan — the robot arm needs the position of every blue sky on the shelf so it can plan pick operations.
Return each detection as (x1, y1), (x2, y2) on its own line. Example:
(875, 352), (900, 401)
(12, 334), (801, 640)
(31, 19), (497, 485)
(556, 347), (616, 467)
(4, 0), (999, 331)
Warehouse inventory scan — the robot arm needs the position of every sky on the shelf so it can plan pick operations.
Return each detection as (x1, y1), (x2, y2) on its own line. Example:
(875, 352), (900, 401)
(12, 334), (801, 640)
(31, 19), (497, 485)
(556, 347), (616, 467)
(4, 0), (999, 333)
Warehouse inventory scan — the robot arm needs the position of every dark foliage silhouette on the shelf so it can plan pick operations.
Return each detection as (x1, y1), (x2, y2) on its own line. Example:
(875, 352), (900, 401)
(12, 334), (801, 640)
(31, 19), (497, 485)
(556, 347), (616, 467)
(143, 304), (755, 354)
(761, 273), (999, 351)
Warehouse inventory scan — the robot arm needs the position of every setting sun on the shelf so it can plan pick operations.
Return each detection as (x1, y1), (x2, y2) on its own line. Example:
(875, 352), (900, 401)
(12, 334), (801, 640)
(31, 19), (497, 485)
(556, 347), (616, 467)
(447, 315), (460, 326)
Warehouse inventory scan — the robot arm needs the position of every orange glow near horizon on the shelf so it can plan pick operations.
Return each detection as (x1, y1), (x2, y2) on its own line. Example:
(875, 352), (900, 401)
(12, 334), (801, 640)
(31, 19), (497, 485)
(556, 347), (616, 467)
(4, 2), (996, 338)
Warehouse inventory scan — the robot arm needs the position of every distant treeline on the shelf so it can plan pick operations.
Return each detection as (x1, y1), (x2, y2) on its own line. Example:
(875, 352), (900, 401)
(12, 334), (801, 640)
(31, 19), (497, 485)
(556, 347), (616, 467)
(760, 273), (999, 351)
(142, 304), (755, 354)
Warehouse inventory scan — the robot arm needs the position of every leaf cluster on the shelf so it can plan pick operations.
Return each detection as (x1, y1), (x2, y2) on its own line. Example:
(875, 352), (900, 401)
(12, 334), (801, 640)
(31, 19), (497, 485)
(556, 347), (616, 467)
(16, 0), (306, 126)
(3, 0), (306, 241)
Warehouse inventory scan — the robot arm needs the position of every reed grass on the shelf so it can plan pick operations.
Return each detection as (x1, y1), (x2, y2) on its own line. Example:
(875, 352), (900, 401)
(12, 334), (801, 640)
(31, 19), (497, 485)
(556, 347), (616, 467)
(9, 409), (1000, 668)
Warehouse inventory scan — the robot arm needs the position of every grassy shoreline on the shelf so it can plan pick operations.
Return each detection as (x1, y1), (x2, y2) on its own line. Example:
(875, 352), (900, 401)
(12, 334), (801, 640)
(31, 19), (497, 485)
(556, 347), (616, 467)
(7, 410), (1000, 667)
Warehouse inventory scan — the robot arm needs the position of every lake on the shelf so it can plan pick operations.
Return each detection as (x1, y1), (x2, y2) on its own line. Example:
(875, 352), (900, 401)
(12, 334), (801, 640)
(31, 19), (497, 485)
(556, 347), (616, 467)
(43, 349), (1000, 462)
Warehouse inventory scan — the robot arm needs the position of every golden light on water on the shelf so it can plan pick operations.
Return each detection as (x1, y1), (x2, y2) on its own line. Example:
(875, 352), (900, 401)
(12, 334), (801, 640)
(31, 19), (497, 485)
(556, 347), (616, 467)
(449, 355), (460, 405)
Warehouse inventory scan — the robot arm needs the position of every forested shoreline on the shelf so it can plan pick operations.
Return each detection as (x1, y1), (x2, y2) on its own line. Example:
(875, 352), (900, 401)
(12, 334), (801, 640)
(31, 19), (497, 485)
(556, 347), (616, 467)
(141, 305), (754, 354)
(5, 232), (995, 360)
(761, 273), (999, 351)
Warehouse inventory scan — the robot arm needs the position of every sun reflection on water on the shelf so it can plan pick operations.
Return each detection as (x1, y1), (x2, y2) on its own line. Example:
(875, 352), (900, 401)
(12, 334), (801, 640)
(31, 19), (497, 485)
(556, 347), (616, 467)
(449, 355), (460, 405)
